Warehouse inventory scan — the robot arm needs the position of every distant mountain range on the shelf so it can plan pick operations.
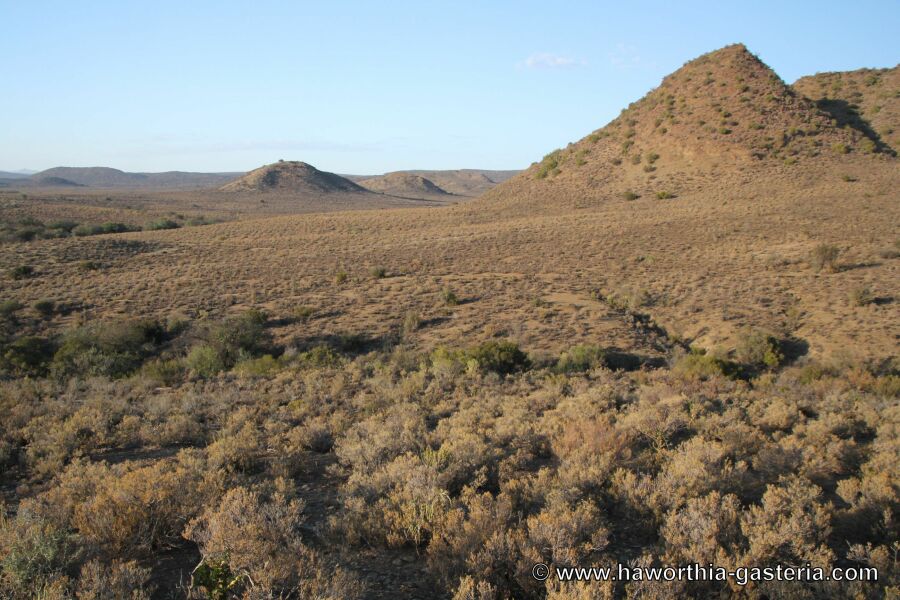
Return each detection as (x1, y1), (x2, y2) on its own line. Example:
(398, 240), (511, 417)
(0, 165), (522, 198)
(2, 167), (243, 189)
(0, 170), (34, 179)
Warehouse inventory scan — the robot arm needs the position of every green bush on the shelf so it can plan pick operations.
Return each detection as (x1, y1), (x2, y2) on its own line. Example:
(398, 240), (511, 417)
(442, 287), (459, 306)
(202, 310), (269, 367)
(32, 299), (55, 318)
(1, 336), (56, 376)
(141, 358), (187, 386)
(51, 319), (165, 379)
(535, 150), (562, 179)
(293, 305), (316, 322)
(556, 344), (607, 373)
(186, 344), (225, 378)
(73, 222), (136, 237)
(78, 260), (101, 271)
(370, 267), (387, 279)
(655, 191), (675, 200)
(233, 355), (281, 377)
(672, 348), (735, 380)
(467, 341), (530, 375)
(8, 265), (34, 280)
(334, 270), (349, 285)
(295, 345), (343, 369)
(0, 300), (24, 319)
(735, 330), (784, 369)
(0, 508), (79, 593)
(623, 191), (640, 201)
(144, 219), (180, 231)
(48, 220), (78, 233)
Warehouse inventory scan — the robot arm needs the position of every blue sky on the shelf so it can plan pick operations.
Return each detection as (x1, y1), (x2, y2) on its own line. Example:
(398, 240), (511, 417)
(1, 0), (897, 174)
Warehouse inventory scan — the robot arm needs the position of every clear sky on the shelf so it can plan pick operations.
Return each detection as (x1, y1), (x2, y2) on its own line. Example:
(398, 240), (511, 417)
(1, 0), (897, 174)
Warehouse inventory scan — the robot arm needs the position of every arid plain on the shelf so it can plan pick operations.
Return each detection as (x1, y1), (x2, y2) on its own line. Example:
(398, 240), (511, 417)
(0, 45), (898, 600)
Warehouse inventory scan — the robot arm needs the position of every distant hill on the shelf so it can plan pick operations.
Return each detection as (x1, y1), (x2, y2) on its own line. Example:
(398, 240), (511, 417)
(32, 176), (83, 187)
(27, 167), (240, 189)
(220, 161), (367, 193)
(793, 65), (899, 153)
(350, 169), (520, 197)
(477, 44), (888, 214)
(356, 172), (451, 198)
(0, 171), (32, 180)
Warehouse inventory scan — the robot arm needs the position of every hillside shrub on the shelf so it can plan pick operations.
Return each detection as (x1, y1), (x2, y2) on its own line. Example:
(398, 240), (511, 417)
(32, 299), (55, 318)
(8, 265), (34, 280)
(535, 150), (562, 179)
(1, 336), (55, 377)
(672, 348), (735, 380)
(0, 507), (79, 595)
(555, 344), (607, 373)
(0, 301), (23, 319)
(466, 341), (530, 375)
(734, 329), (784, 370)
(186, 344), (225, 378)
(295, 345), (343, 369)
(51, 319), (165, 379)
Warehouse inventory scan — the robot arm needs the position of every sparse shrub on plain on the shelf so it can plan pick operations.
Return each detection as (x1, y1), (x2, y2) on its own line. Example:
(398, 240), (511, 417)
(656, 191), (675, 199)
(849, 285), (874, 306)
(810, 243), (841, 272)
(334, 269), (349, 284)
(370, 266), (387, 279)
(831, 142), (850, 155)
(292, 305), (316, 322)
(442, 287), (460, 306)
(401, 310), (421, 338)
(623, 191), (640, 201)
